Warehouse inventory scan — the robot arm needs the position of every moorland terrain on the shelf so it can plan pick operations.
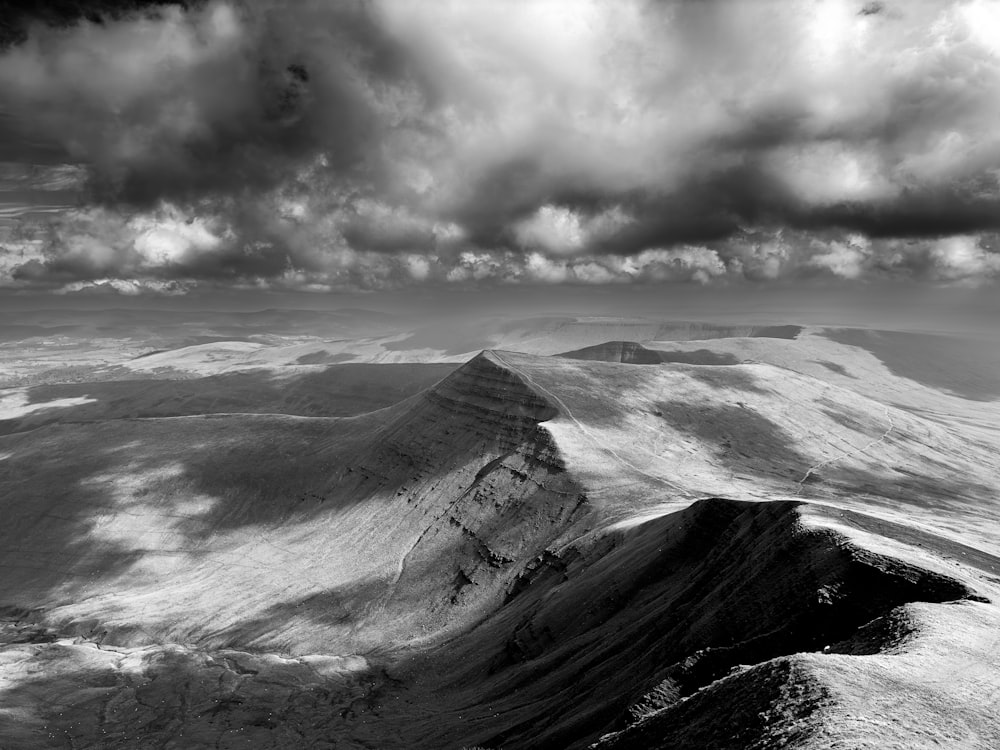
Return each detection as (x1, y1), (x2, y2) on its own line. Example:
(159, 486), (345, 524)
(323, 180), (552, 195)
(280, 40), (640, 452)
(1, 309), (999, 749)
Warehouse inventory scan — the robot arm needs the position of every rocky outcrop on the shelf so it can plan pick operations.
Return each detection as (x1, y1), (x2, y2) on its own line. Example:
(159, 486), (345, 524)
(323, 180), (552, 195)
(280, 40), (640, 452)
(406, 498), (982, 749)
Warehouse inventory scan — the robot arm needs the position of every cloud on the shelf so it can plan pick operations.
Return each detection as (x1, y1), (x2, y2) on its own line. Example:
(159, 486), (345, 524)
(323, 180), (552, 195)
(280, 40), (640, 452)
(2, 0), (1000, 293)
(808, 235), (872, 279)
(928, 235), (1000, 281)
(439, 245), (729, 287)
(0, 1), (411, 205)
(55, 278), (192, 296)
(513, 205), (632, 256)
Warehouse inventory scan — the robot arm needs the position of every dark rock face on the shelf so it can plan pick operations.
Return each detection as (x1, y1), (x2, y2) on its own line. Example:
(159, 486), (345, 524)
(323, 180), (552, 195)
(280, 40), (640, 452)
(383, 355), (585, 622)
(403, 499), (979, 750)
(593, 658), (829, 750)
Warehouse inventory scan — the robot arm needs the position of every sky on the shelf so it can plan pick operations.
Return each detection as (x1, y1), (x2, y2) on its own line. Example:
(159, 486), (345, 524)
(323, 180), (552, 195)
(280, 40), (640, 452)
(1, 0), (1000, 304)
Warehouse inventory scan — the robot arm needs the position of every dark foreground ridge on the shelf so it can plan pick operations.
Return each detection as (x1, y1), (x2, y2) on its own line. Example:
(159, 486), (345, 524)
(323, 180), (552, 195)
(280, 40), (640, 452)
(404, 497), (982, 749)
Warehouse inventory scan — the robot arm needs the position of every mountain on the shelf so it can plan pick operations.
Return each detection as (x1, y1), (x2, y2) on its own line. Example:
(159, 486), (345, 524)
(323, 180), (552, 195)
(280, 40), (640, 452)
(1, 331), (999, 747)
(558, 340), (741, 365)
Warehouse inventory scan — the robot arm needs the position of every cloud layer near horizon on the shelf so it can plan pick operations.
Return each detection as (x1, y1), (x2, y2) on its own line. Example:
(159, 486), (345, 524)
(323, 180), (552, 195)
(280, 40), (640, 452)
(2, 0), (1000, 293)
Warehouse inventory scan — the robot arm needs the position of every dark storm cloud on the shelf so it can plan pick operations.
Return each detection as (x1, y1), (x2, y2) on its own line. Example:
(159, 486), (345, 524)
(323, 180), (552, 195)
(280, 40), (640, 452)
(0, 1), (419, 206)
(3, 0), (1000, 293)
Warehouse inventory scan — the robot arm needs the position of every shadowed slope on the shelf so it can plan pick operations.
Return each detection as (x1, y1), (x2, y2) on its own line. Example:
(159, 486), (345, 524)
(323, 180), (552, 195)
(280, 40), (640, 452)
(403, 498), (985, 749)
(0, 362), (459, 435)
(0, 352), (590, 654)
(823, 328), (1000, 401)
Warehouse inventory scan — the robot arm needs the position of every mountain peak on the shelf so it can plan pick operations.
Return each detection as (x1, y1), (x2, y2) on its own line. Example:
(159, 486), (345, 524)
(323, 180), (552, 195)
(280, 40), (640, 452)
(428, 349), (558, 424)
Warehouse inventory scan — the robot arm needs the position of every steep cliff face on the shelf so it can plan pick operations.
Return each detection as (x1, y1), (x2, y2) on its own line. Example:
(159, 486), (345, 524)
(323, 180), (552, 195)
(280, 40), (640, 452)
(334, 352), (589, 644)
(403, 498), (985, 749)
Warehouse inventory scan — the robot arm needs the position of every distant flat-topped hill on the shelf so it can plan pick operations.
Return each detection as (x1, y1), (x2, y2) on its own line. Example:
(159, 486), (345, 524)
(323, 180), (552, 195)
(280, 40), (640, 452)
(558, 340), (741, 365)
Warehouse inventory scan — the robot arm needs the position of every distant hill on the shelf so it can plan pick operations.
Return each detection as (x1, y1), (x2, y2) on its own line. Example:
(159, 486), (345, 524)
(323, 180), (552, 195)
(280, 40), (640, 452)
(558, 340), (741, 365)
(823, 327), (1000, 401)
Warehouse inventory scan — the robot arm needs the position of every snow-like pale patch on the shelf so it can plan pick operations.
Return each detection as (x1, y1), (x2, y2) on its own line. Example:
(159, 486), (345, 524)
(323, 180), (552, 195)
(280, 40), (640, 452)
(0, 389), (96, 419)
(78, 463), (219, 577)
(797, 503), (1000, 590)
(122, 341), (267, 374)
(797, 600), (1000, 749)
(120, 338), (455, 375)
(605, 502), (680, 531)
(298, 654), (369, 676)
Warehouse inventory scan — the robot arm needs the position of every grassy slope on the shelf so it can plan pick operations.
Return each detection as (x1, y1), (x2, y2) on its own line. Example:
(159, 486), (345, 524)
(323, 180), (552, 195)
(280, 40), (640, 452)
(0, 362), (458, 434)
(0, 337), (999, 747)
